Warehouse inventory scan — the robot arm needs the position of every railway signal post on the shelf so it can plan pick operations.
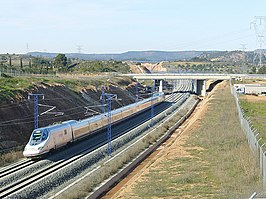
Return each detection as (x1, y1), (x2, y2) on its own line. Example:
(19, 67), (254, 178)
(28, 94), (44, 129)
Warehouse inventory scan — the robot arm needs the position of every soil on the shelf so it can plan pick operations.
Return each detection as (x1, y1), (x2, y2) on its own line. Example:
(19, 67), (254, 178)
(102, 81), (226, 199)
(251, 80), (266, 84)
(0, 82), (139, 150)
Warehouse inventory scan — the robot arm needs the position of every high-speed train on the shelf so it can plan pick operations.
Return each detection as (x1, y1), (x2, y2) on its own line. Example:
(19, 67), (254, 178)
(23, 92), (165, 158)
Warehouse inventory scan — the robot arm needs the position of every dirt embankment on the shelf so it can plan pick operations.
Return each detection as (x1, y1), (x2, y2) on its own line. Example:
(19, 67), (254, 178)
(0, 80), (140, 151)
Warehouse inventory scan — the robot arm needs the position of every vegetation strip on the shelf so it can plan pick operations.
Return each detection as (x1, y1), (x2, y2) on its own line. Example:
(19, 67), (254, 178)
(239, 95), (266, 144)
(115, 82), (261, 199)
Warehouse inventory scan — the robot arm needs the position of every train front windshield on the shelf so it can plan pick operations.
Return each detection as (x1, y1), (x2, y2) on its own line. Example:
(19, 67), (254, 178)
(31, 129), (48, 145)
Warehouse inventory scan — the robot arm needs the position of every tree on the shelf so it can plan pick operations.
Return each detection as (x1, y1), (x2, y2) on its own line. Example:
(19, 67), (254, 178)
(29, 58), (32, 68)
(20, 57), (23, 68)
(54, 54), (67, 69)
(8, 54), (12, 66)
(251, 66), (257, 74)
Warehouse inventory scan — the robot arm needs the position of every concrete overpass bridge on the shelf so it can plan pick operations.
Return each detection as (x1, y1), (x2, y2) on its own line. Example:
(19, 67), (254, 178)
(124, 73), (266, 96)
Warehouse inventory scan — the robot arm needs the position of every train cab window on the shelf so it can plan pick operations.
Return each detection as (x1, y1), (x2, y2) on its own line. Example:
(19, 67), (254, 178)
(42, 130), (49, 141)
(64, 130), (67, 135)
(32, 130), (42, 142)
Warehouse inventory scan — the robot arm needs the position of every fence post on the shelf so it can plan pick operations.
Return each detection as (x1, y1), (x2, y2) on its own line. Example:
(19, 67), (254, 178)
(260, 143), (265, 177)
(263, 151), (266, 189)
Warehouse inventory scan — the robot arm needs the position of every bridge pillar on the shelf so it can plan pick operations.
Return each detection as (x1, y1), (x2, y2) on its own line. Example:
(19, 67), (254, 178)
(196, 79), (206, 96)
(159, 80), (163, 92)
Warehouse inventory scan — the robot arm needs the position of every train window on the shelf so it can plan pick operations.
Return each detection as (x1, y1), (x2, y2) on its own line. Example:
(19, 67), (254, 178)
(64, 130), (67, 135)
(42, 130), (48, 141)
(32, 130), (42, 141)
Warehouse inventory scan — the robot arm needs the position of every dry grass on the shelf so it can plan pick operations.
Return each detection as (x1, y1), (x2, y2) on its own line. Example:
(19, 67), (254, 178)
(0, 149), (24, 167)
(129, 82), (262, 198)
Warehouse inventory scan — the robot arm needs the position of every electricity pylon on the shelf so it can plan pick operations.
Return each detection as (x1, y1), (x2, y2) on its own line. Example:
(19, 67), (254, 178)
(251, 16), (266, 67)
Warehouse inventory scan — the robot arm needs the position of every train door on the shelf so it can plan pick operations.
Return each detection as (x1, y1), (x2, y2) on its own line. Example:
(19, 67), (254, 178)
(52, 129), (64, 149)
(52, 132), (57, 149)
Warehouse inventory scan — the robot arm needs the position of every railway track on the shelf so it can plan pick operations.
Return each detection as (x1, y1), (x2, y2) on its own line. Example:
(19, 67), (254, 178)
(1, 100), (182, 197)
(0, 81), (193, 198)
(0, 138), (108, 198)
(0, 159), (36, 179)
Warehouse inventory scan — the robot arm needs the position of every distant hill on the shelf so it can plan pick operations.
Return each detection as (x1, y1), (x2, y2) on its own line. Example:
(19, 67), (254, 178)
(27, 50), (265, 63)
(28, 51), (208, 62)
(199, 50), (266, 63)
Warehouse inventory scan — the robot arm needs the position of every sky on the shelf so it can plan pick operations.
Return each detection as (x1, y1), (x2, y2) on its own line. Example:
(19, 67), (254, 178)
(1, 0), (266, 54)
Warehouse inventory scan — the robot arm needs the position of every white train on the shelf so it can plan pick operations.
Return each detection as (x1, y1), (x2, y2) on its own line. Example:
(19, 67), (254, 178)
(23, 92), (165, 158)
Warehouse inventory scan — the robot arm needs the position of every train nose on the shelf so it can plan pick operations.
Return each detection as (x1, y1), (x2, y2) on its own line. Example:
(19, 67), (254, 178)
(23, 146), (43, 157)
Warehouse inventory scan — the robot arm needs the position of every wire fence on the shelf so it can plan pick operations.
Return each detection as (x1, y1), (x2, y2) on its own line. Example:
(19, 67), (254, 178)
(230, 80), (266, 188)
(0, 68), (118, 80)
(0, 68), (56, 78)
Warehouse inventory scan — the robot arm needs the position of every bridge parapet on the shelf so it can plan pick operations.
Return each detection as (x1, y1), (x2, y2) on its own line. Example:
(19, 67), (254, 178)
(124, 73), (266, 80)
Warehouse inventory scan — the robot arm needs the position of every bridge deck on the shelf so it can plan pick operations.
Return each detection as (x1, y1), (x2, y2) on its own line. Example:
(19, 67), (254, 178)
(124, 73), (266, 80)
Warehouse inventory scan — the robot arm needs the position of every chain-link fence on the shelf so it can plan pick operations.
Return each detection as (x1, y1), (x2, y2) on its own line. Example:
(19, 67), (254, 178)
(230, 81), (266, 188)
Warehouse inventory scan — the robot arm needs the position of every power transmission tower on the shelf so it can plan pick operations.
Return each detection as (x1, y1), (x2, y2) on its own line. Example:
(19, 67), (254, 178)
(250, 16), (266, 67)
(240, 43), (247, 51)
(76, 45), (83, 54)
(240, 44), (247, 72)
(26, 43), (29, 53)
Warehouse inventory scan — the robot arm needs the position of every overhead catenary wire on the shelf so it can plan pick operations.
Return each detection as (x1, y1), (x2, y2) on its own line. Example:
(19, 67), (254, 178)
(0, 101), (124, 125)
(0, 109), (87, 127)
(0, 99), (137, 127)
(0, 94), (138, 110)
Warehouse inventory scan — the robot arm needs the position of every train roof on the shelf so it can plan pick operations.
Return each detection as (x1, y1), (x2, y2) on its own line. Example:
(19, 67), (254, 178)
(79, 92), (164, 124)
(36, 122), (71, 132)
